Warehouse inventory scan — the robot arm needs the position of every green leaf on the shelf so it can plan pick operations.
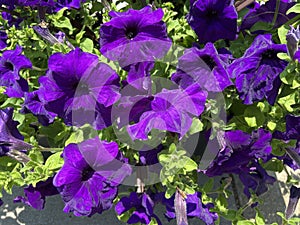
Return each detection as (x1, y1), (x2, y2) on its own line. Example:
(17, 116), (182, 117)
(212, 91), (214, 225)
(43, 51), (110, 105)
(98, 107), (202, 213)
(278, 25), (289, 44)
(65, 129), (84, 146)
(237, 221), (255, 225)
(262, 158), (284, 172)
(50, 9), (74, 33)
(203, 178), (214, 192)
(158, 153), (169, 165)
(189, 118), (204, 135)
(80, 38), (94, 53)
(255, 209), (265, 225)
(286, 3), (300, 14)
(44, 152), (63, 172)
(182, 156), (197, 172)
(250, 21), (273, 33)
(169, 143), (177, 154)
(278, 93), (296, 112)
(165, 186), (176, 199)
(244, 106), (265, 128)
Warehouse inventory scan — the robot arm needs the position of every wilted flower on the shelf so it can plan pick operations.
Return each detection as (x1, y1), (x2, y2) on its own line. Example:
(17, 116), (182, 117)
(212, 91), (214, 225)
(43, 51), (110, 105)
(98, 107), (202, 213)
(228, 34), (287, 105)
(38, 48), (120, 129)
(204, 129), (275, 197)
(14, 177), (59, 210)
(53, 136), (132, 216)
(0, 108), (32, 156)
(100, 6), (171, 67)
(238, 162), (276, 198)
(241, 0), (297, 33)
(155, 192), (218, 225)
(171, 43), (232, 92)
(0, 45), (31, 98)
(33, 25), (61, 45)
(286, 185), (300, 219)
(187, 0), (238, 44)
(286, 25), (300, 59)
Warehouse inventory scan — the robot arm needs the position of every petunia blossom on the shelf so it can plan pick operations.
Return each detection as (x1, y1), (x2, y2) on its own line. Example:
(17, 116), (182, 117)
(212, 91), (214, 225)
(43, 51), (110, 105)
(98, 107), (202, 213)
(154, 191), (218, 225)
(14, 176), (59, 210)
(21, 91), (57, 126)
(0, 45), (31, 98)
(0, 30), (7, 50)
(203, 129), (275, 197)
(187, 0), (238, 44)
(273, 115), (300, 170)
(0, 108), (32, 156)
(100, 6), (171, 68)
(53, 136), (132, 216)
(228, 34), (287, 105)
(171, 43), (232, 92)
(125, 84), (207, 141)
(38, 48), (120, 129)
(2, 0), (85, 11)
(241, 0), (297, 33)
(115, 192), (161, 225)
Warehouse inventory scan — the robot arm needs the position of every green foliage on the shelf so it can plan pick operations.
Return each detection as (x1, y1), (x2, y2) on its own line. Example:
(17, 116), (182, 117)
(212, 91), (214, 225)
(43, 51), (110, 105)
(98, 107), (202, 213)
(159, 144), (198, 198)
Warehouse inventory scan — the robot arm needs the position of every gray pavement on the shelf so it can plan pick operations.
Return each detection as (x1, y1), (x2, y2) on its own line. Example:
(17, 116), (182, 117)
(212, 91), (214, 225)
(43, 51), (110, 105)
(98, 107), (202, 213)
(0, 170), (299, 225)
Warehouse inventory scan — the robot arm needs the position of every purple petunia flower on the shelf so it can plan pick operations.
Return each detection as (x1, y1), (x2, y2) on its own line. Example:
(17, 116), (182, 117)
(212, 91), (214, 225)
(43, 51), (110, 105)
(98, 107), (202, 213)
(241, 0), (297, 33)
(228, 34), (287, 105)
(155, 192), (218, 225)
(273, 115), (300, 170)
(14, 176), (59, 210)
(21, 91), (57, 126)
(139, 144), (163, 166)
(0, 30), (7, 50)
(187, 0), (238, 44)
(294, 50), (300, 60)
(122, 84), (207, 141)
(1, 0), (84, 12)
(0, 45), (31, 98)
(238, 162), (276, 198)
(0, 108), (32, 156)
(1, 12), (23, 28)
(53, 136), (132, 217)
(171, 43), (232, 92)
(204, 129), (275, 197)
(115, 192), (161, 225)
(123, 61), (154, 91)
(100, 6), (171, 68)
(38, 48), (120, 129)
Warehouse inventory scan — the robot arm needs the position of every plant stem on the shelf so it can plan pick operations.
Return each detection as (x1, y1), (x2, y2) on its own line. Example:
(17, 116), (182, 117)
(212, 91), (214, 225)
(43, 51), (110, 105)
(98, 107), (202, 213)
(38, 147), (63, 152)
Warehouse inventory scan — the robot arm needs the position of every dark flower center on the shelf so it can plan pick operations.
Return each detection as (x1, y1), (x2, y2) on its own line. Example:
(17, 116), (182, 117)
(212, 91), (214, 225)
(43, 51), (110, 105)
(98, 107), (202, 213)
(125, 27), (138, 39)
(206, 9), (218, 18)
(253, 81), (267, 91)
(4, 61), (14, 71)
(261, 49), (279, 66)
(76, 82), (90, 95)
(262, 50), (276, 59)
(201, 55), (216, 70)
(81, 166), (95, 181)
